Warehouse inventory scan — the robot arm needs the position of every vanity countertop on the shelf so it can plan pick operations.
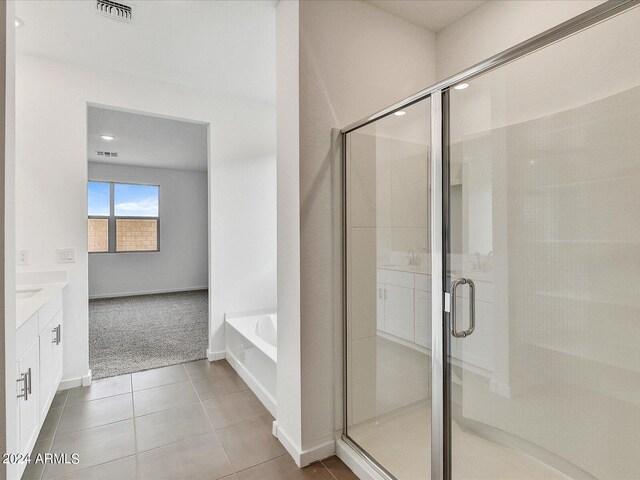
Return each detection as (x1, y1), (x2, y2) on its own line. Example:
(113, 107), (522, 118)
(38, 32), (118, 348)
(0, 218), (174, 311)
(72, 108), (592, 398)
(378, 264), (430, 275)
(377, 264), (493, 283)
(16, 275), (68, 330)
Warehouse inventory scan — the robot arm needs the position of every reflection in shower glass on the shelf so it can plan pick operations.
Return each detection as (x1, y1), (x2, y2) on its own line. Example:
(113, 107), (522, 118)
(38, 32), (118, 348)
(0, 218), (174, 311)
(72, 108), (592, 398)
(345, 97), (432, 479)
(447, 5), (640, 478)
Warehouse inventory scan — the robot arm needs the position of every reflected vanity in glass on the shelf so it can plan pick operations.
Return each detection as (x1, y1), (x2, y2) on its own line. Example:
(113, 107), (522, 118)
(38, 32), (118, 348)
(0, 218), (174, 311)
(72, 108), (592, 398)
(345, 98), (432, 479)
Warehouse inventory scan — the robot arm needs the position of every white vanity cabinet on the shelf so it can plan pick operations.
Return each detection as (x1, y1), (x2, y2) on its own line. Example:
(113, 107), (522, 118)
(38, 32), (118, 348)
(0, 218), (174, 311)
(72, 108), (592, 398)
(39, 310), (63, 419)
(16, 338), (40, 456)
(377, 265), (493, 375)
(377, 269), (417, 343)
(15, 289), (64, 478)
(384, 285), (415, 342)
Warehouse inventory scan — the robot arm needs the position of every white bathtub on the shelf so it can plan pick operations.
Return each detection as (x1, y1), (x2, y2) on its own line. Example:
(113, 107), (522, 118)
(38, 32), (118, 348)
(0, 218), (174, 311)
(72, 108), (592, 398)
(225, 311), (277, 416)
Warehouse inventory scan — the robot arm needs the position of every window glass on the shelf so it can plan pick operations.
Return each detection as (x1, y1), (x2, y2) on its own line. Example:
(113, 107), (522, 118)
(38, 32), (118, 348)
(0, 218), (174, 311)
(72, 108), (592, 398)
(116, 218), (158, 252)
(114, 184), (159, 217)
(87, 181), (160, 253)
(88, 218), (109, 253)
(88, 181), (110, 216)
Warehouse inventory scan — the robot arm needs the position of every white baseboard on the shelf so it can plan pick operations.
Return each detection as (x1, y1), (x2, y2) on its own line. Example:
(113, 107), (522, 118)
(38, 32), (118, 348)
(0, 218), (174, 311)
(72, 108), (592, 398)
(272, 422), (335, 468)
(59, 370), (92, 390)
(89, 286), (208, 300)
(336, 437), (384, 480)
(207, 348), (226, 361)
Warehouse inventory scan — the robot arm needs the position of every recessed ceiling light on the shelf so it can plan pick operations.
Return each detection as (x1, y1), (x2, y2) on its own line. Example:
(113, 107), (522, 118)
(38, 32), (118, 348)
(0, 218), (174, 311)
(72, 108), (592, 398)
(15, 18), (23, 28)
(454, 83), (469, 90)
(100, 135), (116, 141)
(394, 111), (406, 116)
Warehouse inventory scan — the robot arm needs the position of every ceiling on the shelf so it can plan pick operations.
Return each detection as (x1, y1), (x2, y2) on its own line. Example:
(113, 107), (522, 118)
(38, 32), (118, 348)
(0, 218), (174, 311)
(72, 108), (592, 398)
(87, 106), (208, 171)
(366, 0), (487, 32)
(15, 0), (275, 105)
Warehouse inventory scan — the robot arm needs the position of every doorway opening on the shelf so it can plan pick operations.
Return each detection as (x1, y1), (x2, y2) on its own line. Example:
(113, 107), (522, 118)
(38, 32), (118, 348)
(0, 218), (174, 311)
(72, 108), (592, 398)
(87, 105), (210, 379)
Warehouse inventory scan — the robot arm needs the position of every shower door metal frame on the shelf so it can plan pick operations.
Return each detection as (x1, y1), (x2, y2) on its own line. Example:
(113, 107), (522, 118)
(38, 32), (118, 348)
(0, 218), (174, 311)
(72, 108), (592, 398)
(340, 2), (640, 480)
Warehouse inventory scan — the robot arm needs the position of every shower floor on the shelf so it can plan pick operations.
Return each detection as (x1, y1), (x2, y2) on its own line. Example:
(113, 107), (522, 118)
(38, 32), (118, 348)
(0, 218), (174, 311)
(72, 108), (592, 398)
(348, 401), (566, 480)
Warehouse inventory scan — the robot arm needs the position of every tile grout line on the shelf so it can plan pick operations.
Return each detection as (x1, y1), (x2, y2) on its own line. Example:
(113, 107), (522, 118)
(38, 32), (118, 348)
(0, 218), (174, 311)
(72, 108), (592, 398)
(50, 361), (290, 479)
(52, 379), (209, 440)
(130, 374), (140, 480)
(231, 453), (289, 475)
(47, 380), (139, 480)
(50, 454), (138, 480)
(186, 361), (282, 473)
(183, 362), (236, 474)
(39, 389), (70, 480)
(137, 430), (213, 456)
(53, 380), (216, 473)
(320, 459), (340, 480)
(187, 360), (285, 474)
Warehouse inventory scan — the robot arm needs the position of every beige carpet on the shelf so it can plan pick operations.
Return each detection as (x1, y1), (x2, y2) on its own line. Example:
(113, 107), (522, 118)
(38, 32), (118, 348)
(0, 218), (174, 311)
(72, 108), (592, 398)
(89, 290), (208, 379)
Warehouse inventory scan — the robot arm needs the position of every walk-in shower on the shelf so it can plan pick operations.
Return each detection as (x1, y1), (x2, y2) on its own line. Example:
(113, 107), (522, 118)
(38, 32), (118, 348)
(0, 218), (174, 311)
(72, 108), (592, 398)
(342, 1), (640, 478)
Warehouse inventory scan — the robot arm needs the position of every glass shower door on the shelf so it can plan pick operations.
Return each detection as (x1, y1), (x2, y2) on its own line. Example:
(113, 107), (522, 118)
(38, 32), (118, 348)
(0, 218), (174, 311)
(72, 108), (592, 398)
(446, 5), (640, 479)
(345, 97), (432, 479)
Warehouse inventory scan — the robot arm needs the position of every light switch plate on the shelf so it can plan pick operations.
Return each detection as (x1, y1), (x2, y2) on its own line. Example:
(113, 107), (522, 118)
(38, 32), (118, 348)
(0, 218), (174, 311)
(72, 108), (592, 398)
(16, 249), (29, 266)
(56, 248), (76, 263)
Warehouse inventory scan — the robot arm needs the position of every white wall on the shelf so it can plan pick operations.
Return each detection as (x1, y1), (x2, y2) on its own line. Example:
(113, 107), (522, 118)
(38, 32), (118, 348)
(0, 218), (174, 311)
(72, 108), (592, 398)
(16, 54), (277, 384)
(2, 1), (18, 478)
(435, 0), (604, 81)
(87, 162), (208, 298)
(276, 0), (436, 464)
(275, 0), (302, 457)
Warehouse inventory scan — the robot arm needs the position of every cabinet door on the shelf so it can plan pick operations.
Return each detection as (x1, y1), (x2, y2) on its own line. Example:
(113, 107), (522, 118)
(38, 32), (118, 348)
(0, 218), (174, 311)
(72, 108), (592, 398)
(39, 317), (55, 419)
(18, 338), (40, 455)
(52, 311), (63, 386)
(384, 285), (414, 342)
(376, 284), (385, 331)
(415, 290), (431, 348)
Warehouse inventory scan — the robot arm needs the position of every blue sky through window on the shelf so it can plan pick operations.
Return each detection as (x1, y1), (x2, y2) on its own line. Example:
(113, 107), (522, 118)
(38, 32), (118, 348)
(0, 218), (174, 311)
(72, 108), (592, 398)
(114, 184), (159, 217)
(88, 182), (110, 216)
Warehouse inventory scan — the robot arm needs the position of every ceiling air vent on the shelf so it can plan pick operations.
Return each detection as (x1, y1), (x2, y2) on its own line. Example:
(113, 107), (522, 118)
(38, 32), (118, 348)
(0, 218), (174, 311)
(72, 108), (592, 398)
(96, 0), (132, 22)
(96, 151), (119, 158)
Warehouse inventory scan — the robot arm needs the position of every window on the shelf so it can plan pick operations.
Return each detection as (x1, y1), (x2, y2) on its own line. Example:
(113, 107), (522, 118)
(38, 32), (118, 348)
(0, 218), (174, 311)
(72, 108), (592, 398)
(88, 181), (160, 253)
(88, 182), (110, 253)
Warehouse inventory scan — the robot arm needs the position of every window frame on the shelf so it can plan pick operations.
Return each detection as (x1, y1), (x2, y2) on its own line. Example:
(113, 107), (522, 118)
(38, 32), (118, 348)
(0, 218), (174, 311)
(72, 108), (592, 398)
(88, 180), (161, 254)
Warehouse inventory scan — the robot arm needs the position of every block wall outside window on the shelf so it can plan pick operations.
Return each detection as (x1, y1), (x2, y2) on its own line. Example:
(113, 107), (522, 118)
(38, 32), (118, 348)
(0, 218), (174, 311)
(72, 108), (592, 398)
(88, 218), (109, 253)
(116, 219), (158, 252)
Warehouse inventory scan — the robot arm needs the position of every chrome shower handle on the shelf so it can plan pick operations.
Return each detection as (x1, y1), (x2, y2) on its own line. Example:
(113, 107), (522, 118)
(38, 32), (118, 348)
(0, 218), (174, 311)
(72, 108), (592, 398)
(450, 278), (475, 338)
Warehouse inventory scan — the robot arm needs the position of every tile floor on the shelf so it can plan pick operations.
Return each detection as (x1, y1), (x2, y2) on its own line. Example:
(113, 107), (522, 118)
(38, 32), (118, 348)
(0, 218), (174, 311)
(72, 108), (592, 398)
(24, 360), (357, 480)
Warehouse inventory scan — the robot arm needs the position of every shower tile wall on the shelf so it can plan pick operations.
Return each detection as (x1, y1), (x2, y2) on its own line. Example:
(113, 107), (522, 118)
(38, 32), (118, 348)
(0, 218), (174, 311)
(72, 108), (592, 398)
(452, 85), (640, 479)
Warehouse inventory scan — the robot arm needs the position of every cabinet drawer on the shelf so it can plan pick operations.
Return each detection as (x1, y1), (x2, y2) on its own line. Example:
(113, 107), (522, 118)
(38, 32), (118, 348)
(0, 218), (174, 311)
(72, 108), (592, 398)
(38, 293), (62, 334)
(16, 313), (38, 360)
(377, 269), (414, 288)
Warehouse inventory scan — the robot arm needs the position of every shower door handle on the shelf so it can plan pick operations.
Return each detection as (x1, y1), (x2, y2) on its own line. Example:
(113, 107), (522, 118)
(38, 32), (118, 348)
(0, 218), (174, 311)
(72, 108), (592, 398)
(450, 278), (475, 338)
